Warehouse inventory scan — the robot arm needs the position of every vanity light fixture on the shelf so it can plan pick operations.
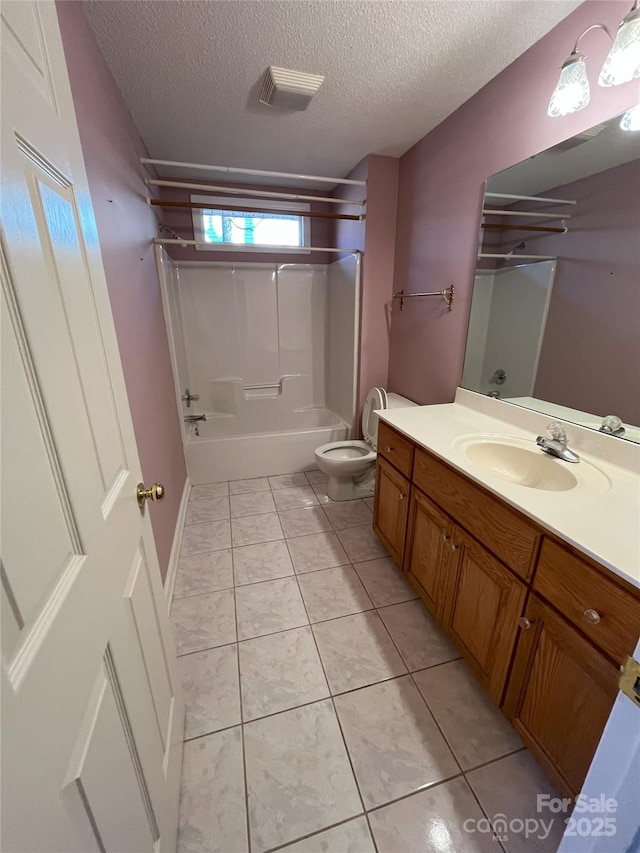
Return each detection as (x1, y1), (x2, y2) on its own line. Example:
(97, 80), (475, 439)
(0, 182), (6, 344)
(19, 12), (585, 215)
(599, 1), (640, 86)
(548, 2), (640, 117)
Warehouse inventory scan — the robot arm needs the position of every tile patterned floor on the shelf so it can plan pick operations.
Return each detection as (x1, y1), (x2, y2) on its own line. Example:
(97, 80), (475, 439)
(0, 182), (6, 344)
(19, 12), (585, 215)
(172, 470), (564, 853)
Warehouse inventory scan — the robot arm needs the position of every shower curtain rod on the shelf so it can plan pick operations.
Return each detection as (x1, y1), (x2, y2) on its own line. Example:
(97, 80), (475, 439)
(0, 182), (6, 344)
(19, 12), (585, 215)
(484, 191), (576, 206)
(140, 158), (367, 187)
(146, 179), (365, 207)
(482, 223), (568, 234)
(153, 238), (360, 254)
(150, 198), (364, 222)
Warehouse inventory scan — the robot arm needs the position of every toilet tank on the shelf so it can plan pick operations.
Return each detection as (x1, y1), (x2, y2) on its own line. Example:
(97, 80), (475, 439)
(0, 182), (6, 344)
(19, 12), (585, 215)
(386, 392), (418, 411)
(366, 391), (417, 450)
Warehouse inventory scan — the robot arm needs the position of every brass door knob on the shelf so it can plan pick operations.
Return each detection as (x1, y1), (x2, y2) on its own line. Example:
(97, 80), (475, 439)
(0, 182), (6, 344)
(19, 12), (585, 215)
(137, 482), (165, 509)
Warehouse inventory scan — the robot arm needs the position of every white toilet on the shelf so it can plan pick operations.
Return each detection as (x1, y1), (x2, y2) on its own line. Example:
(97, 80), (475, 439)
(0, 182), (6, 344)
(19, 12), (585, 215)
(314, 387), (417, 501)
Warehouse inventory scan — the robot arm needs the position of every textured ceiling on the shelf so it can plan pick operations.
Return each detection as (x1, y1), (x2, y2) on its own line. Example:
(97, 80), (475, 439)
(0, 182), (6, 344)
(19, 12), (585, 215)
(83, 0), (581, 181)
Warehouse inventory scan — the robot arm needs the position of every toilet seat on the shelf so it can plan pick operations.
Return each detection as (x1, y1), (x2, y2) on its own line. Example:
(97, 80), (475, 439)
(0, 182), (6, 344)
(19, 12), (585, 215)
(315, 440), (376, 463)
(361, 387), (387, 449)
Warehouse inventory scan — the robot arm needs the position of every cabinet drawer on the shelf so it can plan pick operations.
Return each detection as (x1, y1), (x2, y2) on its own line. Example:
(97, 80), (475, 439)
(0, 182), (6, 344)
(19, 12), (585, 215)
(377, 421), (414, 478)
(533, 538), (640, 664)
(413, 448), (539, 580)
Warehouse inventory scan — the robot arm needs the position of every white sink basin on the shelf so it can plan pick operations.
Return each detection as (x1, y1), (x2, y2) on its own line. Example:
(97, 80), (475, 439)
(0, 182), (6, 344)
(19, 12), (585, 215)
(452, 434), (611, 494)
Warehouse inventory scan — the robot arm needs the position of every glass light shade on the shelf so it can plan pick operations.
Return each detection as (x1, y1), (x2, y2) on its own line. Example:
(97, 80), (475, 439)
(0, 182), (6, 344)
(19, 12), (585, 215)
(548, 55), (590, 117)
(598, 7), (640, 86)
(620, 103), (640, 130)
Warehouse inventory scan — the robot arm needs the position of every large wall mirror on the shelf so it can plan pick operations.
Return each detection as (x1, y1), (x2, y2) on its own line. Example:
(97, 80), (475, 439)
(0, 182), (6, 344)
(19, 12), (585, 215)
(461, 110), (640, 443)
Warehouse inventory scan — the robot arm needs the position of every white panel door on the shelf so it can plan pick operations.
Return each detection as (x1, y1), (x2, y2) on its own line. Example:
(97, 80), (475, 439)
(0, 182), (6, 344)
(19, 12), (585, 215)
(0, 3), (184, 851)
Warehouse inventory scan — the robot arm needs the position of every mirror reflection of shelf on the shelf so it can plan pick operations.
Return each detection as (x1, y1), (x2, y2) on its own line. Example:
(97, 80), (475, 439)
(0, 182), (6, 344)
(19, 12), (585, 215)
(465, 108), (639, 444)
(479, 191), (574, 261)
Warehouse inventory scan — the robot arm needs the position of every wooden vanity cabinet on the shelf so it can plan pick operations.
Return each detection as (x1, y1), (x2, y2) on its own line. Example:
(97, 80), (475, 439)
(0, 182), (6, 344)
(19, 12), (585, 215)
(372, 456), (410, 566)
(444, 531), (527, 704)
(372, 419), (640, 799)
(504, 594), (619, 797)
(403, 489), (455, 620)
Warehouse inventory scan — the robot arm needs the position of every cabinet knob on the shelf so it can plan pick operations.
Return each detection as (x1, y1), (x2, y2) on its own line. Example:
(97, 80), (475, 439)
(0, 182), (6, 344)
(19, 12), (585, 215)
(441, 534), (450, 543)
(583, 609), (601, 625)
(450, 543), (458, 552)
(518, 617), (532, 630)
(398, 493), (405, 500)
(385, 446), (393, 453)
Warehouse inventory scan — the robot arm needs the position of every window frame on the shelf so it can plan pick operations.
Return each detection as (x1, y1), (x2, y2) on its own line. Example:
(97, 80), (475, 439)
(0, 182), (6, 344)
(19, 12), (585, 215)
(191, 195), (311, 253)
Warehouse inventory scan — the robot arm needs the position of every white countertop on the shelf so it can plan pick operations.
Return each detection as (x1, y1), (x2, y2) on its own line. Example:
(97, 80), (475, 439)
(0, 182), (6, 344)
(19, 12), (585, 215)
(378, 392), (640, 589)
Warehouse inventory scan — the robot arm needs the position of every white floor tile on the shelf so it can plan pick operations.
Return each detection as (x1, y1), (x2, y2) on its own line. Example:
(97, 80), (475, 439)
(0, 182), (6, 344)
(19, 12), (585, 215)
(235, 576), (308, 640)
(179, 645), (241, 739)
(233, 539), (293, 585)
(171, 589), (236, 656)
(335, 676), (459, 809)
(239, 626), (329, 721)
(244, 700), (361, 852)
(298, 565), (373, 623)
(174, 550), (233, 599)
(230, 490), (276, 518)
(177, 727), (247, 853)
(231, 512), (283, 547)
(312, 611), (407, 694)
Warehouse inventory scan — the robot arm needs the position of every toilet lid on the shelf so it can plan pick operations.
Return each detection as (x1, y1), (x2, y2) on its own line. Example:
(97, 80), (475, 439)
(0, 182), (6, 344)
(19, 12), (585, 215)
(362, 387), (387, 450)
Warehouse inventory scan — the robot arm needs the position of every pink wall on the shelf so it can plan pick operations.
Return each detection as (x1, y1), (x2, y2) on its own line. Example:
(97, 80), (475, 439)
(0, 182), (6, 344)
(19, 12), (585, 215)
(532, 160), (640, 424)
(57, 1), (187, 583)
(334, 155), (399, 417)
(388, 0), (639, 405)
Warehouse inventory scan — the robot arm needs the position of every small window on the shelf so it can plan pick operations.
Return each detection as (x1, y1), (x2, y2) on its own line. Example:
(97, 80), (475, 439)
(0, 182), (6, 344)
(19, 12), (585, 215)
(191, 195), (310, 251)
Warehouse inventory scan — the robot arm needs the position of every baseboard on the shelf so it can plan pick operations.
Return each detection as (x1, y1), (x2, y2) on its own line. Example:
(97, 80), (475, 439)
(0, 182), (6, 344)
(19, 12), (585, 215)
(164, 476), (191, 611)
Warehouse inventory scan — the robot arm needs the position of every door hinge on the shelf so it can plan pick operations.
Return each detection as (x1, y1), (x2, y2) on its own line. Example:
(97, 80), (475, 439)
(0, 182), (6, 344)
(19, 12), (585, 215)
(619, 656), (640, 707)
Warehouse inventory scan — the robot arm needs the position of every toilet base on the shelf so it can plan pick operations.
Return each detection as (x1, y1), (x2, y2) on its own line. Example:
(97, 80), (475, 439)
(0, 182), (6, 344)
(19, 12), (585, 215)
(326, 466), (376, 502)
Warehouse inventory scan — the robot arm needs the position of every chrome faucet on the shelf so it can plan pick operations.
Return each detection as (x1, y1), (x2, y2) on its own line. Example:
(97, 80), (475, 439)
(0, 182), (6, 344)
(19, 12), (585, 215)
(536, 421), (580, 463)
(184, 414), (206, 424)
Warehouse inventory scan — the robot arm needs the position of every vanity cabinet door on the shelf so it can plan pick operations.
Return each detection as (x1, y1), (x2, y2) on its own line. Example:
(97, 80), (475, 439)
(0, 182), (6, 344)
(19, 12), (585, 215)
(373, 457), (410, 566)
(445, 532), (526, 704)
(504, 594), (618, 798)
(403, 488), (455, 621)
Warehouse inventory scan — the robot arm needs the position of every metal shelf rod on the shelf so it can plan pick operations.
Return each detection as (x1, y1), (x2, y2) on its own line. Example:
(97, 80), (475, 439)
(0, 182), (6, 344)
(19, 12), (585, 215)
(141, 158), (367, 187)
(150, 198), (363, 221)
(485, 192), (576, 205)
(483, 209), (570, 220)
(153, 238), (360, 254)
(146, 178), (365, 207)
(478, 253), (556, 260)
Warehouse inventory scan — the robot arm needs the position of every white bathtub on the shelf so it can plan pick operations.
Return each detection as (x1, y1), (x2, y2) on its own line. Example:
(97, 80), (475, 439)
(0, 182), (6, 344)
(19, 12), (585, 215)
(185, 407), (350, 483)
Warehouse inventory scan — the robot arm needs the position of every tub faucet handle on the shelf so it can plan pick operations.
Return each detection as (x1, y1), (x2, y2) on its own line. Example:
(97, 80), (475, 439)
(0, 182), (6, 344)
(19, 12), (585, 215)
(182, 388), (200, 408)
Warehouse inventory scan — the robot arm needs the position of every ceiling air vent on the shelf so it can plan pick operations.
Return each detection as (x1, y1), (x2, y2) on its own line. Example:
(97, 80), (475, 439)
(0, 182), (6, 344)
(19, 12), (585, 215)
(547, 124), (607, 153)
(259, 66), (325, 111)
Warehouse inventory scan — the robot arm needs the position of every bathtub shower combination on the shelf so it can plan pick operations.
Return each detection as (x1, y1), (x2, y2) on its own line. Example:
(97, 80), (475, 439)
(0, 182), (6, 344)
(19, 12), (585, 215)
(156, 249), (360, 482)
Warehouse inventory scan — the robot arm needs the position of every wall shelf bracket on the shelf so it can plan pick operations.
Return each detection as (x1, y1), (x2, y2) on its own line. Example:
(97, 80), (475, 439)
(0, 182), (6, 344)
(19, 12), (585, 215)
(393, 284), (455, 312)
